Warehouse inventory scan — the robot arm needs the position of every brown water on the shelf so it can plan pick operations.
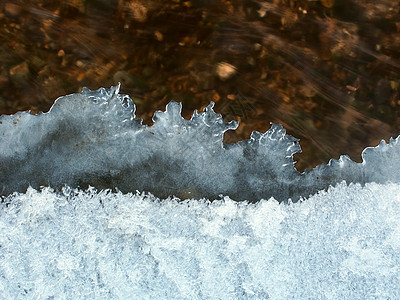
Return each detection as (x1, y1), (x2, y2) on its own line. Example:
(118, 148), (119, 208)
(1, 0), (399, 170)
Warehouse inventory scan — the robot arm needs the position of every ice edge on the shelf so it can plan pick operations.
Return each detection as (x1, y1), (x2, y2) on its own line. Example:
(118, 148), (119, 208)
(0, 85), (399, 202)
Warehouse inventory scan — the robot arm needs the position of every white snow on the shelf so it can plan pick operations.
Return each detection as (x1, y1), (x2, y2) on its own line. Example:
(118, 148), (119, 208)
(1, 182), (400, 298)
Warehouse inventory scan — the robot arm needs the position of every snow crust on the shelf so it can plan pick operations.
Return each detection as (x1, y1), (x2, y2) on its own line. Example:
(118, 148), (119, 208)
(1, 85), (400, 202)
(1, 183), (400, 298)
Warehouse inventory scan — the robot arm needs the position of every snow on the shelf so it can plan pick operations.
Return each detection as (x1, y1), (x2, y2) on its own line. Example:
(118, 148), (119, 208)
(1, 183), (400, 298)
(1, 85), (400, 298)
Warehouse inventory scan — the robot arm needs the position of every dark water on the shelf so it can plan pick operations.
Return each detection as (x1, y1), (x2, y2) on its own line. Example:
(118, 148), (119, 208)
(0, 0), (399, 170)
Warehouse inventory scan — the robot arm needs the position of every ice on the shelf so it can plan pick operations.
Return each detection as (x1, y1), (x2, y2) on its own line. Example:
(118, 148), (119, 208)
(1, 85), (400, 298)
(1, 85), (400, 202)
(1, 183), (400, 298)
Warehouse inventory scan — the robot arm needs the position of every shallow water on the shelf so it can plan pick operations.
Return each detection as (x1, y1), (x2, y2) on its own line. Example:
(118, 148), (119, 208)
(0, 0), (399, 170)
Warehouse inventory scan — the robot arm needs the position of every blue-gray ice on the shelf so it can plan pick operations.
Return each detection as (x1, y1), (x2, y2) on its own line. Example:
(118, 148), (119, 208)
(1, 85), (400, 298)
(1, 85), (399, 202)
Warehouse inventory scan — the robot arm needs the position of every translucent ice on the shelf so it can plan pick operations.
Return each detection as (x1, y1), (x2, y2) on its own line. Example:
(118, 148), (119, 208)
(1, 85), (399, 202)
(1, 183), (400, 298)
(1, 86), (400, 298)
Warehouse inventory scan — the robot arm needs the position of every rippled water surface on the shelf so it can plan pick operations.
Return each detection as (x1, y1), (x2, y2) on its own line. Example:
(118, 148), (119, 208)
(0, 0), (399, 169)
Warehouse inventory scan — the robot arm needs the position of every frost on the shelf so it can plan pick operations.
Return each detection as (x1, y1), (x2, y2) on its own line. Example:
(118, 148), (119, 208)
(1, 183), (400, 298)
(1, 85), (399, 202)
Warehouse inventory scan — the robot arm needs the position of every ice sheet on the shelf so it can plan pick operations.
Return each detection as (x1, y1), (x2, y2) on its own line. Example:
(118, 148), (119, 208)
(1, 182), (400, 298)
(1, 85), (399, 202)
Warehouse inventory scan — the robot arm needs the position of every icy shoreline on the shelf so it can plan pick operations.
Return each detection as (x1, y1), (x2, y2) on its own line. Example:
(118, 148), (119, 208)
(1, 85), (400, 202)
